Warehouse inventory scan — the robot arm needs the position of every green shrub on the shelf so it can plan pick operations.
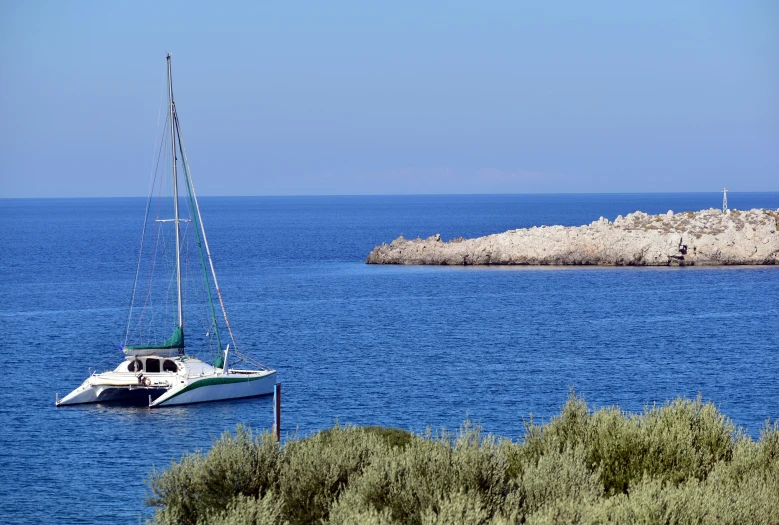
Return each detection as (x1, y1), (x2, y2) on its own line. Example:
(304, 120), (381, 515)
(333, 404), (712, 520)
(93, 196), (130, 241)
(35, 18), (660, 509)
(319, 425), (417, 450)
(520, 394), (737, 495)
(146, 425), (280, 525)
(146, 395), (778, 525)
(332, 432), (456, 524)
(205, 493), (282, 525)
(277, 424), (397, 524)
(420, 489), (490, 525)
(518, 445), (602, 516)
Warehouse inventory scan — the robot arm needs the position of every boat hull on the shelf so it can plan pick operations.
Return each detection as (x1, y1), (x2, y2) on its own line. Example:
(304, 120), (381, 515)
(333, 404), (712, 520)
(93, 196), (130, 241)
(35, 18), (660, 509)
(151, 370), (277, 407)
(57, 356), (277, 408)
(57, 384), (167, 406)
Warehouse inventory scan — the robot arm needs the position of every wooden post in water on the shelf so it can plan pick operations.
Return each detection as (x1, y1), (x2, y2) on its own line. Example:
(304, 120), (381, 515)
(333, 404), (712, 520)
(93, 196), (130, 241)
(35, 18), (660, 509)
(272, 383), (281, 441)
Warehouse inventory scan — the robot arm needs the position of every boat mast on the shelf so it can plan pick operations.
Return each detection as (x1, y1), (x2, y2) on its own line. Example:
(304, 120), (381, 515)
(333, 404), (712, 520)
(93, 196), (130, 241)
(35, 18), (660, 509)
(174, 114), (235, 351)
(167, 53), (184, 330)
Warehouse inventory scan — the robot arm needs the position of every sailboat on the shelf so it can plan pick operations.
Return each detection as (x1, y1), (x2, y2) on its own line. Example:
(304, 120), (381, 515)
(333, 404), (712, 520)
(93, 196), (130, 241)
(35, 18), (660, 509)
(57, 55), (277, 407)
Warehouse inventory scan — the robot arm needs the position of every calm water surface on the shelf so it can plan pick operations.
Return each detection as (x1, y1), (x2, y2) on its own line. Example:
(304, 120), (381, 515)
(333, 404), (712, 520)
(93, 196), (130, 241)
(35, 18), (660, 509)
(1, 193), (778, 524)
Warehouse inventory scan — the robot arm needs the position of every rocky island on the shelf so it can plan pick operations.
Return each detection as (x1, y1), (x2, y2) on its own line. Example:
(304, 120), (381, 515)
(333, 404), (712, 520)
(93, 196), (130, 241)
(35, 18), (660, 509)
(366, 208), (779, 266)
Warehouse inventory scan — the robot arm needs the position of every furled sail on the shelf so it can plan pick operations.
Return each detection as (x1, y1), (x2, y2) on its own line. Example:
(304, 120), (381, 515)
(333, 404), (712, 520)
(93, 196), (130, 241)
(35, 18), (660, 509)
(124, 326), (184, 354)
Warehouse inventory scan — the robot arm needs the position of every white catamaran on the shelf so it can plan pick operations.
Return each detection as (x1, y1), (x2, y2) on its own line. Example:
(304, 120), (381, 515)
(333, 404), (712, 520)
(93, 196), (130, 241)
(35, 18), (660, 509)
(57, 55), (277, 407)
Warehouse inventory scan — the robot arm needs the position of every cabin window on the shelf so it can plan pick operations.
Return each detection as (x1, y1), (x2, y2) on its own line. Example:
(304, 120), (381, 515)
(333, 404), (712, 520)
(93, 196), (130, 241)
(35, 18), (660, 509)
(128, 359), (143, 372)
(146, 358), (161, 373)
(163, 360), (178, 372)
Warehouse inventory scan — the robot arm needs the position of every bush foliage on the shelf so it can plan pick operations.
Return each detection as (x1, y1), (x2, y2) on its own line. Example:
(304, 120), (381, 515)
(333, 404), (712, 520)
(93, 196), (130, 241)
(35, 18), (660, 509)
(146, 395), (778, 524)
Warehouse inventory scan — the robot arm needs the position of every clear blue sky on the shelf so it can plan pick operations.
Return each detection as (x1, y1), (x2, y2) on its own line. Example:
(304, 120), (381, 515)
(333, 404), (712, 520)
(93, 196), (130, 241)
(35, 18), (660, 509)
(1, 1), (777, 197)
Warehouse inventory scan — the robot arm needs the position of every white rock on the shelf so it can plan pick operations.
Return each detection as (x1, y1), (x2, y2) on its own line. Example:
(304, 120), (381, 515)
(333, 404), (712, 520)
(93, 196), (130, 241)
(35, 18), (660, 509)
(366, 208), (779, 266)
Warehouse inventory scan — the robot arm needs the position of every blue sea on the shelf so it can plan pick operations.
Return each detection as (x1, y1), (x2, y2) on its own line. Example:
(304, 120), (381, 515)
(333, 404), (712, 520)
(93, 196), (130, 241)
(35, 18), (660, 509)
(1, 193), (778, 524)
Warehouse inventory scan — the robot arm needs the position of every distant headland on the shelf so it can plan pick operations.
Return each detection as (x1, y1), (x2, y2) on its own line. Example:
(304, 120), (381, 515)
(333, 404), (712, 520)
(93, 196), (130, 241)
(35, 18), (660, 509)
(366, 208), (779, 266)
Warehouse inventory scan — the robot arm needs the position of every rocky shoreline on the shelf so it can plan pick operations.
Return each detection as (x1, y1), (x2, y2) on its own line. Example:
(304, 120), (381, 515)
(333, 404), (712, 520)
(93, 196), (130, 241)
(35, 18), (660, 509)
(366, 208), (779, 266)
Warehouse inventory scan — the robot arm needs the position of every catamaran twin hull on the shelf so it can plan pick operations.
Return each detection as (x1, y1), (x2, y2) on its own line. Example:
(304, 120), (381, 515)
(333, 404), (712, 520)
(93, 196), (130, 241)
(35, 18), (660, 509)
(57, 355), (277, 407)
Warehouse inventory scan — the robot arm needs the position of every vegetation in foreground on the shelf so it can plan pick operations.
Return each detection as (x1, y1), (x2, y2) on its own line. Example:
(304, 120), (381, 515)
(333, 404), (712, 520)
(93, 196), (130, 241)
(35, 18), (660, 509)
(146, 395), (778, 524)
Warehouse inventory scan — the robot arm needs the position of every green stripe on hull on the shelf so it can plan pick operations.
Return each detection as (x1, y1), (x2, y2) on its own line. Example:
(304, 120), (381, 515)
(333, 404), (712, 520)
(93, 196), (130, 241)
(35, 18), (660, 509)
(161, 374), (271, 403)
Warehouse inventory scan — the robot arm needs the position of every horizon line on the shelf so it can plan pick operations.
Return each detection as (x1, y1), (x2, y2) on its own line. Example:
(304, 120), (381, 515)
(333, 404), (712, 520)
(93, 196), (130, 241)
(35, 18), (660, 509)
(3, 190), (779, 200)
